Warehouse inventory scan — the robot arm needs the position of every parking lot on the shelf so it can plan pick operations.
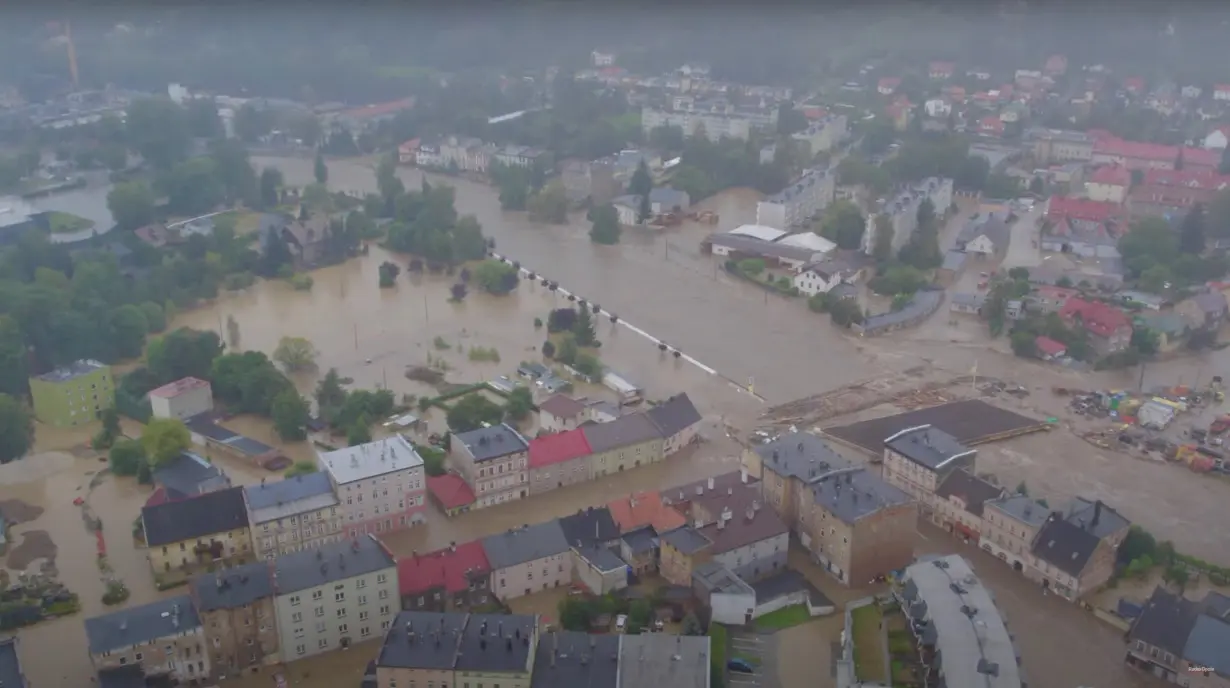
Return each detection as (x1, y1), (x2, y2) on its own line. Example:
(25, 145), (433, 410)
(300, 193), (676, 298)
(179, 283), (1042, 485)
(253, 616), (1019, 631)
(727, 630), (778, 688)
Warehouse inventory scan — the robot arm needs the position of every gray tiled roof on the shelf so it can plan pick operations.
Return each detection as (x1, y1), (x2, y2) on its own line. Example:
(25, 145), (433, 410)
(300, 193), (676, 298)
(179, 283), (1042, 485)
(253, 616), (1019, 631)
(0, 637), (23, 688)
(984, 494), (1048, 528)
(621, 527), (658, 555)
(660, 526), (712, 555)
(558, 507), (619, 547)
(581, 413), (663, 453)
(482, 520), (570, 569)
(85, 595), (200, 655)
(245, 471), (335, 510)
(693, 561), (754, 596)
(454, 423), (529, 462)
(934, 469), (1003, 517)
(153, 452), (230, 500)
(883, 425), (974, 471)
(531, 631), (620, 688)
(1031, 515), (1100, 577)
(192, 561), (276, 611)
(377, 611), (469, 670)
(1129, 586), (1199, 656)
(941, 249), (968, 271)
(756, 432), (853, 482)
(645, 393), (702, 438)
(1183, 615), (1230, 676)
(141, 486), (250, 547)
(706, 233), (822, 263)
(810, 467), (913, 523)
(1063, 497), (1130, 539)
(272, 536), (395, 594)
(35, 359), (106, 382)
(455, 613), (538, 672)
(574, 544), (626, 572)
(950, 292), (986, 308)
(618, 634), (711, 688)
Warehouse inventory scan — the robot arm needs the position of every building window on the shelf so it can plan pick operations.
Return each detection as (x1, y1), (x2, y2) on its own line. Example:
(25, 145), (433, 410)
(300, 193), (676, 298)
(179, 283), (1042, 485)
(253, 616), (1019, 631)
(312, 590), (323, 600)
(318, 638), (329, 649)
(296, 645), (306, 656)
(289, 596), (300, 606)
(335, 592), (345, 602)
(377, 574), (388, 584)
(294, 627), (304, 639)
(379, 589), (389, 600)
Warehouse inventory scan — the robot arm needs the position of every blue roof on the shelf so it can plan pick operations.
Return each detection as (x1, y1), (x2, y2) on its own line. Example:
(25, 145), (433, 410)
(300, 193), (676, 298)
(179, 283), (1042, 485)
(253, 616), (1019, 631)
(1184, 615), (1230, 676)
(0, 637), (24, 688)
(244, 472), (334, 510)
(85, 595), (200, 654)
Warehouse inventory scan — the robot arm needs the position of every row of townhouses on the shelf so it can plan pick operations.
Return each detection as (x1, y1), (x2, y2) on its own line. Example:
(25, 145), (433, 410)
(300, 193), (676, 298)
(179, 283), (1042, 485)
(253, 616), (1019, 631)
(1126, 585), (1230, 686)
(402, 136), (551, 174)
(430, 394), (702, 513)
(861, 177), (955, 256)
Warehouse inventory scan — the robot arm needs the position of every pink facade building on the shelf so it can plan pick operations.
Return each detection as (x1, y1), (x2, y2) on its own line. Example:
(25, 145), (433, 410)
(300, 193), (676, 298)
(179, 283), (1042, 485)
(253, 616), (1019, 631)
(318, 435), (427, 537)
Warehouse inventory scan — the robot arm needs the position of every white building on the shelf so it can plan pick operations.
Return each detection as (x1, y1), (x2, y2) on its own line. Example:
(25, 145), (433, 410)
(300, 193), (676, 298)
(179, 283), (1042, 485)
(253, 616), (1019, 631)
(481, 521), (572, 600)
(792, 262), (846, 296)
(414, 143), (445, 168)
(317, 436), (427, 538)
(924, 99), (952, 118)
(612, 195), (640, 226)
(790, 114), (848, 158)
(1203, 127), (1230, 150)
(148, 377), (214, 421)
(272, 536), (398, 663)
(862, 177), (953, 256)
(591, 51), (615, 67)
(777, 231), (836, 255)
(755, 167), (836, 230)
(641, 106), (754, 142)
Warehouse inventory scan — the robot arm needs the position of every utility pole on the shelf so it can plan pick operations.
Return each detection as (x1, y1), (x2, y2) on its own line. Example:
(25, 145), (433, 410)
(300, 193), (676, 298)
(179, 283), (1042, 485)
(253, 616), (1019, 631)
(353, 323), (358, 350)
(1137, 359), (1146, 393)
(423, 293), (429, 323)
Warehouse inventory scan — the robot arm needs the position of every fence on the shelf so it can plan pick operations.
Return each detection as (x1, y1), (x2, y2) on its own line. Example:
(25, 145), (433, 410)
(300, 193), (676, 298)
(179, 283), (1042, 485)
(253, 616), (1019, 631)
(852, 289), (945, 336)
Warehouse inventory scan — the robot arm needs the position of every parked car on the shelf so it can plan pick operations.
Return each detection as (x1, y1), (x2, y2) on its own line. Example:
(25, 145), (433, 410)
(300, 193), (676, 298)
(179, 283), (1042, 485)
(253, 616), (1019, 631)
(728, 658), (755, 674)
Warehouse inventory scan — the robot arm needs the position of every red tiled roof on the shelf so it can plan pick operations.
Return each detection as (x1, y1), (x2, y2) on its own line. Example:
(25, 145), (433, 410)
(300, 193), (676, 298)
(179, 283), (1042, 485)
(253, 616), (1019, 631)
(801, 107), (828, 120)
(397, 540), (490, 597)
(1047, 196), (1122, 223)
(1033, 285), (1078, 303)
(878, 77), (901, 90)
(1088, 165), (1131, 187)
(1060, 297), (1131, 338)
(1141, 168), (1230, 189)
(1124, 77), (1145, 91)
(145, 487), (170, 508)
(426, 473), (476, 510)
(607, 490), (686, 534)
(1035, 336), (1067, 356)
(1094, 137), (1219, 168)
(398, 138), (421, 153)
(340, 97), (415, 121)
(528, 429), (593, 469)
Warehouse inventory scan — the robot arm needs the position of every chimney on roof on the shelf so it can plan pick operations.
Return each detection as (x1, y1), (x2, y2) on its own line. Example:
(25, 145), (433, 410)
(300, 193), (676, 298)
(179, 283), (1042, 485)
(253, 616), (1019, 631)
(740, 468), (748, 484)
(1092, 500), (1102, 529)
(727, 487), (733, 496)
(707, 477), (714, 490)
(450, 541), (457, 553)
(746, 507), (755, 522)
(215, 573), (224, 590)
(695, 485), (703, 496)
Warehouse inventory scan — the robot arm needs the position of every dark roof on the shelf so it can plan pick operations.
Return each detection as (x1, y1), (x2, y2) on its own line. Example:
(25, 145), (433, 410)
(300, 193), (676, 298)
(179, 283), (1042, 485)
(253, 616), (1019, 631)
(934, 469), (1004, 517)
(482, 521), (570, 569)
(141, 486), (250, 546)
(617, 634), (710, 688)
(558, 507), (620, 547)
(152, 451), (229, 501)
(377, 611), (470, 670)
(645, 394), (702, 437)
(1201, 591), (1230, 620)
(810, 467), (913, 523)
(454, 423), (529, 462)
(85, 595), (201, 654)
(660, 526), (712, 555)
(581, 413), (663, 453)
(0, 637), (24, 688)
(696, 503), (789, 554)
(1031, 514), (1101, 577)
(1063, 497), (1130, 539)
(1128, 586), (1199, 656)
(983, 494), (1049, 528)
(883, 425), (975, 471)
(1184, 615), (1230, 676)
(455, 613), (538, 672)
(530, 631), (620, 688)
(539, 394), (587, 419)
(192, 561), (276, 611)
(574, 544), (626, 572)
(97, 666), (146, 688)
(620, 527), (658, 555)
(273, 536), (396, 594)
(755, 432), (854, 482)
(244, 471), (335, 510)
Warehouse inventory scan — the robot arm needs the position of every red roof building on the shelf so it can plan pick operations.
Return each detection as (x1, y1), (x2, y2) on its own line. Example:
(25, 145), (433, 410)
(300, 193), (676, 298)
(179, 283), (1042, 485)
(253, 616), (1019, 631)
(528, 428), (593, 493)
(928, 61), (955, 79)
(607, 490), (686, 534)
(978, 116), (1005, 137)
(1123, 77), (1146, 94)
(1093, 137), (1220, 172)
(1088, 165), (1132, 187)
(397, 138), (421, 164)
(1035, 336), (1067, 358)
(396, 540), (491, 611)
(1046, 196), (1123, 224)
(1059, 297), (1132, 354)
(426, 473), (476, 516)
(1044, 55), (1068, 76)
(1128, 168), (1230, 219)
(338, 97), (416, 122)
(877, 77), (902, 94)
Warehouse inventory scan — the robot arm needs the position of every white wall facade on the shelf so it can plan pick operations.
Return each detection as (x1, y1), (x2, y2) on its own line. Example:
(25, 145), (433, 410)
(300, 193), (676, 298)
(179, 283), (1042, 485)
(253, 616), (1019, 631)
(273, 566), (398, 663)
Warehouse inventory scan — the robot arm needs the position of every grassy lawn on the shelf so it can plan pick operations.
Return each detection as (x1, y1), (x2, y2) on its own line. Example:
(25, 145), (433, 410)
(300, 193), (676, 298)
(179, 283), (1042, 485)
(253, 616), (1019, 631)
(754, 604), (813, 631)
(45, 211), (94, 233)
(709, 623), (728, 678)
(851, 604), (887, 683)
(228, 210), (264, 235)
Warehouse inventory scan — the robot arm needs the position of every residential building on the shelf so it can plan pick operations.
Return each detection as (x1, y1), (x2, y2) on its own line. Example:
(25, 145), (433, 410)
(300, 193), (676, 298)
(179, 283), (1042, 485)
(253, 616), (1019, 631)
(617, 634), (711, 688)
(1035, 336), (1068, 360)
(1179, 290), (1230, 331)
(895, 555), (1024, 688)
(641, 106), (757, 142)
(558, 506), (620, 549)
(397, 138), (420, 164)
(618, 525), (661, 575)
(612, 195), (640, 226)
(1029, 498), (1130, 599)
(931, 469), (1004, 540)
(791, 114), (848, 158)
(862, 178), (953, 255)
(0, 637), (26, 688)
(950, 293), (985, 315)
(1059, 297), (1132, 355)
(376, 611), (539, 688)
(649, 187), (691, 214)
(148, 377), (214, 421)
(29, 359), (114, 427)
(1085, 165), (1132, 204)
(1128, 168), (1230, 221)
(84, 596), (208, 684)
(191, 562), (279, 680)
(1203, 125), (1230, 150)
(796, 466), (916, 585)
(1040, 216), (1123, 259)
(1126, 586), (1230, 685)
(979, 494), (1049, 572)
(414, 141), (444, 168)
(537, 394), (588, 432)
(705, 233), (826, 270)
(1093, 137), (1220, 173)
(660, 472), (789, 585)
(877, 77), (901, 95)
(151, 451), (231, 502)
(1046, 195), (1124, 224)
(582, 412), (665, 477)
(792, 260), (851, 296)
(645, 393), (702, 456)
(955, 213), (1011, 259)
(531, 631), (620, 688)
(142, 486), (252, 576)
(592, 50), (615, 66)
(426, 472), (477, 517)
(437, 135), (496, 173)
(280, 215), (331, 269)
(560, 159), (621, 206)
(881, 425), (976, 521)
(271, 535), (399, 662)
(929, 61), (956, 79)
(528, 429), (594, 495)
(755, 167), (836, 230)
(607, 490), (686, 534)
(397, 540), (492, 612)
(318, 435), (427, 537)
(1024, 128), (1095, 164)
(493, 145), (549, 170)
(244, 472), (343, 559)
(482, 521), (571, 600)
(449, 423), (531, 508)
(572, 544), (628, 594)
(744, 431), (854, 523)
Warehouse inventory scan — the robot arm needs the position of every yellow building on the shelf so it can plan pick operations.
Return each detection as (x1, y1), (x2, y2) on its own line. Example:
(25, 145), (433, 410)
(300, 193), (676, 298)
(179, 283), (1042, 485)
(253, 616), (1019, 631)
(582, 413), (665, 478)
(142, 486), (253, 578)
(29, 359), (114, 427)
(376, 611), (538, 688)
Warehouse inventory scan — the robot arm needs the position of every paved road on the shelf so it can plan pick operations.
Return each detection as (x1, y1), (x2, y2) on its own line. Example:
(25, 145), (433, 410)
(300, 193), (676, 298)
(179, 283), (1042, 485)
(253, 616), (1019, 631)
(1001, 203), (1046, 270)
(728, 631), (779, 688)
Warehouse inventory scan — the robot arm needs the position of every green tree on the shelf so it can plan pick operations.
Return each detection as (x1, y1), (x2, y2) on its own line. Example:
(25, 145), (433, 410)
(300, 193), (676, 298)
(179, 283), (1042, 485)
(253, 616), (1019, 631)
(314, 368), (348, 423)
(572, 307), (598, 346)
(209, 138), (259, 207)
(898, 198), (942, 269)
(233, 103), (274, 143)
(107, 182), (157, 231)
(628, 599), (652, 634)
(378, 261), (401, 288)
(285, 460), (318, 478)
(828, 298), (865, 327)
(347, 416), (373, 446)
(98, 143), (129, 172)
(872, 214), (894, 263)
(446, 393), (505, 432)
(260, 167), (284, 209)
(472, 260), (519, 294)
(451, 215), (488, 262)
(681, 612), (704, 636)
(527, 182), (568, 224)
(1119, 217), (1179, 276)
(0, 395), (32, 463)
(271, 389), (311, 441)
(141, 418), (191, 467)
(184, 98), (223, 139)
(1010, 330), (1038, 358)
(95, 407), (122, 449)
(861, 118), (896, 155)
(145, 328), (224, 384)
(818, 200), (867, 250)
(1015, 481), (1029, 496)
(108, 438), (146, 476)
(301, 183), (335, 215)
(109, 305), (150, 359)
(314, 152), (329, 185)
(1179, 203), (1207, 255)
(273, 336), (318, 372)
(556, 334), (579, 365)
(161, 157), (225, 215)
(0, 316), (29, 397)
(1139, 264), (1173, 293)
(210, 351), (293, 415)
(125, 97), (191, 170)
(496, 165), (530, 211)
(638, 193), (652, 224)
(140, 302), (167, 334)
(1028, 176), (1045, 195)
(504, 387), (534, 422)
(589, 205), (621, 245)
(629, 160), (653, 199)
(573, 352), (602, 378)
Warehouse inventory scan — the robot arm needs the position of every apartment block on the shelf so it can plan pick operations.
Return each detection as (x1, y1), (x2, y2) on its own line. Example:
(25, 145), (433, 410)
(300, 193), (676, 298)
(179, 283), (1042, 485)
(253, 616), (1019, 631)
(375, 611), (539, 688)
(318, 435), (427, 537)
(142, 486), (253, 577)
(29, 359), (114, 427)
(84, 596), (209, 685)
(191, 562), (280, 681)
(245, 472), (343, 559)
(482, 521), (571, 601)
(881, 425), (976, 521)
(450, 423), (531, 508)
(755, 167), (836, 230)
(791, 114), (848, 158)
(862, 177), (954, 255)
(398, 540), (493, 613)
